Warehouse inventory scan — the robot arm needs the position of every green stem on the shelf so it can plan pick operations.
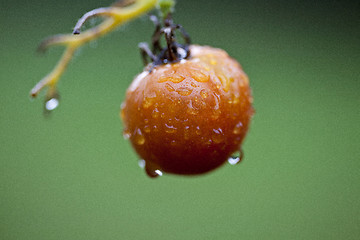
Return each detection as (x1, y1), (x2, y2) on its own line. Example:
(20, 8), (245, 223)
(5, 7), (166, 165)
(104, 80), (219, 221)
(157, 0), (175, 18)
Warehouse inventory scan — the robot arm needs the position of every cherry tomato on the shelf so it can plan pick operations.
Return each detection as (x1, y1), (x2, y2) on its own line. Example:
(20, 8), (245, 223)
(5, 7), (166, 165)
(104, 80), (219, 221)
(121, 45), (253, 177)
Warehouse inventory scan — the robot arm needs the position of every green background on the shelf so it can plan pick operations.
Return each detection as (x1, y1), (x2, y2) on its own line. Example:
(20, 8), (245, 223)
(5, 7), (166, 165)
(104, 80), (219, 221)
(1, 0), (359, 239)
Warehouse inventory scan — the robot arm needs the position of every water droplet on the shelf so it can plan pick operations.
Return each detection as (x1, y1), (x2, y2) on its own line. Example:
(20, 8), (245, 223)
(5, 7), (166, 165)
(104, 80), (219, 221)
(170, 140), (177, 146)
(134, 128), (145, 145)
(184, 126), (190, 140)
(211, 110), (221, 120)
(143, 125), (151, 133)
(195, 126), (201, 135)
(152, 108), (160, 118)
(191, 69), (210, 82)
(233, 97), (240, 104)
(176, 87), (193, 96)
(187, 100), (199, 115)
(213, 93), (220, 110)
(45, 98), (59, 111)
(212, 128), (224, 143)
(190, 82), (198, 88)
(228, 149), (244, 165)
(187, 108), (199, 115)
(228, 157), (240, 165)
(123, 129), (131, 140)
(158, 74), (184, 83)
(142, 97), (155, 109)
(200, 89), (208, 99)
(165, 83), (175, 92)
(138, 159), (145, 169)
(165, 123), (177, 133)
(145, 166), (163, 178)
(233, 121), (243, 134)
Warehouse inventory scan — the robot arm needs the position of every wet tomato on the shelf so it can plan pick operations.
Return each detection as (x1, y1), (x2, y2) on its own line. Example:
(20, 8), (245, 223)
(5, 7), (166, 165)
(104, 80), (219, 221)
(121, 45), (253, 177)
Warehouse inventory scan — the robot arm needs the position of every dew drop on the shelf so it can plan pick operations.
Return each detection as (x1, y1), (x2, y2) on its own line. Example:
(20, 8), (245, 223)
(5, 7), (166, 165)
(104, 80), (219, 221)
(176, 87), (193, 96)
(187, 100), (199, 115)
(190, 82), (198, 88)
(134, 128), (145, 145)
(191, 69), (210, 82)
(228, 149), (244, 165)
(145, 166), (163, 178)
(165, 123), (177, 133)
(159, 74), (184, 83)
(123, 129), (131, 140)
(152, 108), (160, 118)
(195, 126), (201, 135)
(183, 126), (190, 140)
(170, 140), (177, 146)
(200, 89), (208, 99)
(211, 110), (221, 120)
(187, 108), (199, 115)
(138, 159), (146, 169)
(142, 97), (155, 109)
(155, 170), (163, 176)
(212, 128), (224, 143)
(228, 156), (240, 165)
(143, 125), (151, 133)
(165, 83), (175, 92)
(233, 97), (240, 104)
(233, 121), (243, 134)
(45, 98), (59, 111)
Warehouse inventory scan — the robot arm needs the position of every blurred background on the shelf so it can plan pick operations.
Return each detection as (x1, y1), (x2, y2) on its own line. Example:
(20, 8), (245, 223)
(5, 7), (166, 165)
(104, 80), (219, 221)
(1, 0), (359, 239)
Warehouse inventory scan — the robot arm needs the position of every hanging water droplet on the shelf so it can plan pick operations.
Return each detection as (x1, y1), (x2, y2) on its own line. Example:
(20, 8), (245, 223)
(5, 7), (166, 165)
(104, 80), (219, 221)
(228, 149), (244, 165)
(45, 98), (59, 111)
(228, 156), (240, 165)
(145, 165), (163, 178)
(138, 159), (146, 169)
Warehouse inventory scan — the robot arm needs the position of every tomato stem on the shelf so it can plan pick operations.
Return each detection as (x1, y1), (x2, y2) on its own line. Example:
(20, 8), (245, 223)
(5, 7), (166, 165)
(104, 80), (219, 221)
(139, 13), (191, 70)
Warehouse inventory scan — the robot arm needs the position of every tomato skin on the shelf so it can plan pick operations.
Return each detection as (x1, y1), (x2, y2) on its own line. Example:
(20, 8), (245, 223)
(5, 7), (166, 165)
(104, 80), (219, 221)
(121, 45), (253, 176)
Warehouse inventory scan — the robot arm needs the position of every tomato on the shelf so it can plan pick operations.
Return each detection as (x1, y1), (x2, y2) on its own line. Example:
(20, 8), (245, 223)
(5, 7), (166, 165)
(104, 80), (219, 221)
(121, 45), (253, 177)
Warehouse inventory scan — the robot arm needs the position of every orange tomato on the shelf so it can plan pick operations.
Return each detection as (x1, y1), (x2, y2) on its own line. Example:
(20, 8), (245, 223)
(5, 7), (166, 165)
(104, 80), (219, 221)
(121, 45), (253, 177)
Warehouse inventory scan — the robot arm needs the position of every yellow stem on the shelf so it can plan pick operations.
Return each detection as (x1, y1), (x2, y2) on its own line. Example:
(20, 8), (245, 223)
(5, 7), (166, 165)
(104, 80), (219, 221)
(30, 0), (158, 102)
